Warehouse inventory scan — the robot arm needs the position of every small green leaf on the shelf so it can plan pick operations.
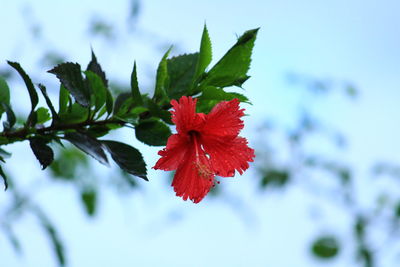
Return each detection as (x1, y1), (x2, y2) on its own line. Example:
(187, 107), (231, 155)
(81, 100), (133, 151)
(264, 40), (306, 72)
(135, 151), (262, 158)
(38, 84), (59, 122)
(58, 85), (69, 114)
(65, 132), (108, 165)
(81, 189), (97, 216)
(58, 103), (88, 124)
(193, 24), (212, 82)
(35, 107), (51, 124)
(135, 120), (171, 146)
(167, 53), (199, 99)
(0, 76), (10, 116)
(197, 86), (250, 113)
(153, 48), (171, 105)
(85, 71), (107, 113)
(260, 169), (289, 189)
(86, 49), (108, 87)
(0, 165), (8, 190)
(102, 140), (147, 180)
(131, 61), (143, 105)
(201, 28), (259, 88)
(144, 97), (172, 125)
(113, 92), (132, 116)
(7, 61), (39, 117)
(2, 224), (21, 254)
(49, 147), (88, 180)
(36, 210), (66, 266)
(1, 102), (16, 130)
(30, 138), (54, 170)
(311, 236), (340, 259)
(48, 62), (90, 107)
(105, 87), (113, 115)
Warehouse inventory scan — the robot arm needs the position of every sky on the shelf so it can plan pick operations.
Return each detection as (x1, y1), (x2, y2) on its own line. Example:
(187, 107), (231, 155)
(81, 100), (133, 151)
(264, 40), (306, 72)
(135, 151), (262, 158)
(0, 0), (399, 267)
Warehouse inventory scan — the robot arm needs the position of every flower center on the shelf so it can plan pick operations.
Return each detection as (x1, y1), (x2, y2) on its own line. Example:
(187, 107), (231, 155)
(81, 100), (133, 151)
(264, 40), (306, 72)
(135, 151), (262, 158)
(188, 130), (213, 179)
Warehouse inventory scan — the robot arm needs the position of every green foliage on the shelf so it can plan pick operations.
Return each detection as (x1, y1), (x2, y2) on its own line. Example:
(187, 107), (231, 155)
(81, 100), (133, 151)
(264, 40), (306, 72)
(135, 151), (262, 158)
(7, 61), (38, 126)
(29, 138), (54, 170)
(1, 102), (16, 130)
(193, 24), (212, 83)
(0, 76), (10, 116)
(58, 85), (70, 114)
(135, 119), (171, 146)
(197, 86), (250, 113)
(48, 62), (90, 107)
(64, 132), (108, 165)
(199, 28), (258, 88)
(260, 169), (290, 189)
(130, 61), (143, 106)
(80, 189), (97, 216)
(38, 84), (59, 122)
(166, 53), (199, 99)
(0, 165), (8, 190)
(86, 50), (108, 87)
(152, 48), (171, 105)
(0, 26), (257, 190)
(311, 236), (340, 259)
(102, 140), (147, 180)
(35, 107), (51, 124)
(85, 71), (107, 114)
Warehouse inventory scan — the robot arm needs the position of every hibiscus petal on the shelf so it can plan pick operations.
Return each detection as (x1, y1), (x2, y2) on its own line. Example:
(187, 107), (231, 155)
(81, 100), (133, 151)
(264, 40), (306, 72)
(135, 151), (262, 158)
(171, 139), (215, 203)
(170, 96), (204, 134)
(202, 135), (255, 177)
(153, 134), (190, 171)
(202, 98), (245, 137)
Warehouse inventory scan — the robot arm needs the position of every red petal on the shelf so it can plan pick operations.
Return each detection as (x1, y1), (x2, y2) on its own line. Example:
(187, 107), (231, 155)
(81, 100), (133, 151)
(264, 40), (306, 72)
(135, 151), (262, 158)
(170, 96), (204, 134)
(201, 135), (255, 177)
(171, 136), (214, 203)
(153, 134), (190, 171)
(202, 98), (245, 137)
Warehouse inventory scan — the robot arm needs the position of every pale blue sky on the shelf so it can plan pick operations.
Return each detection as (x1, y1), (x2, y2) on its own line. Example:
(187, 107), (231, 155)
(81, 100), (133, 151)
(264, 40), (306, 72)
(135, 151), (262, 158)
(0, 0), (399, 266)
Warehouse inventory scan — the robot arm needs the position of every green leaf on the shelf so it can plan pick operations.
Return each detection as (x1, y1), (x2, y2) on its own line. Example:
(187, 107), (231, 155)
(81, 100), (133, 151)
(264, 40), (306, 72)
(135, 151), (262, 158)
(58, 103), (88, 124)
(144, 97), (172, 125)
(135, 119), (171, 146)
(167, 53), (199, 99)
(81, 189), (97, 216)
(48, 62), (90, 107)
(0, 165), (8, 190)
(311, 236), (340, 259)
(0, 76), (10, 116)
(29, 138), (54, 170)
(260, 169), (290, 189)
(35, 107), (51, 124)
(201, 28), (259, 88)
(58, 85), (69, 114)
(85, 71), (107, 113)
(2, 224), (21, 254)
(197, 86), (250, 113)
(105, 86), (113, 115)
(86, 49), (108, 87)
(113, 92), (132, 116)
(1, 102), (16, 130)
(102, 140), (147, 180)
(49, 147), (88, 180)
(36, 210), (66, 266)
(193, 24), (212, 82)
(152, 48), (171, 105)
(7, 61), (39, 122)
(65, 132), (108, 165)
(38, 84), (59, 121)
(130, 61), (143, 105)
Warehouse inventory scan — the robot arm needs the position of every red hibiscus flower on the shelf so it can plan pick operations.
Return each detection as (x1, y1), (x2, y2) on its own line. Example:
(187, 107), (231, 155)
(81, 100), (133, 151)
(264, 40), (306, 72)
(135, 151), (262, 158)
(153, 96), (255, 203)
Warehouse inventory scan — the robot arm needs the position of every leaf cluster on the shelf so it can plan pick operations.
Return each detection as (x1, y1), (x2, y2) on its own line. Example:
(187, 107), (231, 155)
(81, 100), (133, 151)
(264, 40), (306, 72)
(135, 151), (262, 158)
(0, 25), (258, 193)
